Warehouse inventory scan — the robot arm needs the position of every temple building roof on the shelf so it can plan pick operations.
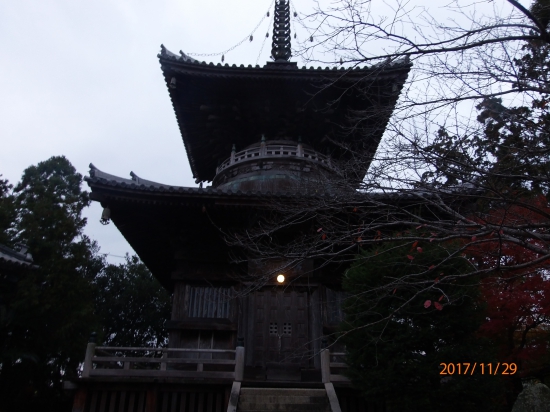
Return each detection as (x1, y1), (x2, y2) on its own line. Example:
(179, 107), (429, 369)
(0, 243), (36, 268)
(158, 45), (411, 183)
(86, 164), (450, 289)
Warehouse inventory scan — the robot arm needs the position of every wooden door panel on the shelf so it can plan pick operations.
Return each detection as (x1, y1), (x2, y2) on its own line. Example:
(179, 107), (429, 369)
(252, 289), (309, 368)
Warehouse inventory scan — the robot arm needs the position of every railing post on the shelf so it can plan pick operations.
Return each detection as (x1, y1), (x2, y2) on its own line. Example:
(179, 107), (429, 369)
(234, 337), (245, 382)
(230, 144), (236, 165)
(321, 339), (330, 383)
(82, 332), (97, 378)
(160, 350), (167, 371)
(260, 135), (267, 157)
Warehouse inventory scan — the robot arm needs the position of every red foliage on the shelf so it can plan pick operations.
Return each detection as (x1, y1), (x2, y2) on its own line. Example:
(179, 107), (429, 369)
(467, 196), (550, 373)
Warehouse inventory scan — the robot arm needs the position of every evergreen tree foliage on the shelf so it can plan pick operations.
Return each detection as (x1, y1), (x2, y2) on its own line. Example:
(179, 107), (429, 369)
(341, 240), (506, 411)
(0, 156), (102, 412)
(0, 176), (15, 246)
(0, 156), (173, 411)
(94, 254), (171, 347)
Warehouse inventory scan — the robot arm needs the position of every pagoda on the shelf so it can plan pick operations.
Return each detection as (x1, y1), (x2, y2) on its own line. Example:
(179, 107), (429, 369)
(72, 1), (411, 411)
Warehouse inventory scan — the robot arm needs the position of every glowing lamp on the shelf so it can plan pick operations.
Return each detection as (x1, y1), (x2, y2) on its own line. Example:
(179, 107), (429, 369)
(276, 274), (285, 283)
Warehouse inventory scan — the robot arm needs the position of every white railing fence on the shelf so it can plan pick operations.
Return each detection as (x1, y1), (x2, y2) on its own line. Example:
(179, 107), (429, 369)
(82, 341), (245, 381)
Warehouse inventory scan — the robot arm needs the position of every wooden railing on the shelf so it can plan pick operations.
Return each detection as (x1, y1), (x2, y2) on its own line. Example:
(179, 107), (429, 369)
(82, 342), (245, 381)
(320, 349), (350, 383)
(215, 142), (335, 175)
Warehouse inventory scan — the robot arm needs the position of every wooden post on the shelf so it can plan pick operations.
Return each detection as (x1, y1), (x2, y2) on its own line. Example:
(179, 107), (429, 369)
(230, 144), (236, 165)
(160, 351), (167, 371)
(321, 348), (330, 383)
(260, 135), (267, 156)
(82, 341), (96, 378)
(145, 389), (157, 412)
(234, 346), (245, 382)
(71, 388), (87, 412)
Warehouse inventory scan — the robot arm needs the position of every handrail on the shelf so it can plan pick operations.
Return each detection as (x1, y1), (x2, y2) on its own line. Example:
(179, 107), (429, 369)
(82, 344), (245, 381)
(320, 349), (350, 383)
(95, 346), (236, 353)
(216, 143), (334, 175)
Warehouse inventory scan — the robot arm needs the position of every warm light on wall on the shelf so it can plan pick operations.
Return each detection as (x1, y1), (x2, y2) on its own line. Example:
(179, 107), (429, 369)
(276, 274), (285, 283)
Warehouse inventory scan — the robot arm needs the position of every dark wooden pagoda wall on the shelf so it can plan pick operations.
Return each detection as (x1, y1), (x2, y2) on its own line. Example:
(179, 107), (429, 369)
(166, 271), (349, 378)
(168, 282), (237, 355)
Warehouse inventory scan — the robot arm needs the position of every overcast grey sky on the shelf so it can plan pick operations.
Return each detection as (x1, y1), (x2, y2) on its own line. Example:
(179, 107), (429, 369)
(0, 0), (316, 262)
(0, 0), (528, 262)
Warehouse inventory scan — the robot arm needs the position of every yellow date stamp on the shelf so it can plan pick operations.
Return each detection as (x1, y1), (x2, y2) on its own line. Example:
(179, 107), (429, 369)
(439, 363), (517, 375)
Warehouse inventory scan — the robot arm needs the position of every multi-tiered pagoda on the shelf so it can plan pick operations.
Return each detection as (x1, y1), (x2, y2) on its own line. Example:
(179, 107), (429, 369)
(71, 2), (411, 411)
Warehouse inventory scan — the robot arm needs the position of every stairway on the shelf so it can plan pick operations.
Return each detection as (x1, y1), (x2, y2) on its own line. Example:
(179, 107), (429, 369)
(237, 387), (331, 412)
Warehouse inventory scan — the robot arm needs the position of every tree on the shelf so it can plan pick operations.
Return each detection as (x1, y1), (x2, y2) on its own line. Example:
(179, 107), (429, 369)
(0, 176), (15, 246)
(227, 0), (550, 316)
(221, 1), (550, 406)
(466, 196), (550, 381)
(0, 156), (103, 412)
(94, 254), (171, 348)
(341, 238), (506, 411)
(1, 156), (175, 411)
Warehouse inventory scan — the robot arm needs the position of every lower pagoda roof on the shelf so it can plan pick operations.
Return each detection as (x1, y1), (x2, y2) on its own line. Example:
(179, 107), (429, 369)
(86, 165), (298, 290)
(86, 164), (431, 290)
(158, 47), (411, 183)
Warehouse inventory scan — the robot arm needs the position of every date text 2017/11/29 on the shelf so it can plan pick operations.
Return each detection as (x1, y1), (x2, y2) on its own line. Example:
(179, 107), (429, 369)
(440, 363), (517, 375)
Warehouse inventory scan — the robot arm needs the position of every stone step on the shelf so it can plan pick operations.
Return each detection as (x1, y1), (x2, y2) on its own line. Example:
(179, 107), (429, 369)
(240, 388), (326, 397)
(239, 395), (328, 404)
(238, 406), (330, 411)
(238, 387), (330, 412)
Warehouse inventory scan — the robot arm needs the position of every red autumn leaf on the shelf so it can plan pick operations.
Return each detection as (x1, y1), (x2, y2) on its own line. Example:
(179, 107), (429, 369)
(417, 247), (423, 253)
(356, 237), (362, 242)
(321, 233), (327, 240)
(353, 207), (357, 212)
(434, 277), (439, 283)
(392, 288), (396, 294)
(424, 300), (432, 308)
(429, 238), (435, 242)
(411, 241), (419, 249)
(438, 295), (444, 302)
(407, 255), (414, 260)
(434, 302), (443, 310)
(416, 225), (424, 229)
(472, 235), (477, 241)
(429, 265), (435, 270)
(317, 228), (323, 232)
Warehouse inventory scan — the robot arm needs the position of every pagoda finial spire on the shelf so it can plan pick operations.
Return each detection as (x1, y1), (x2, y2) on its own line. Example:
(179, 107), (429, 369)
(270, 0), (292, 62)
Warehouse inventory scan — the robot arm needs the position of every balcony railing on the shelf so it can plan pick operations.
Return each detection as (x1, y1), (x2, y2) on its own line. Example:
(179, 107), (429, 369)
(320, 349), (350, 383)
(82, 342), (245, 381)
(215, 142), (334, 175)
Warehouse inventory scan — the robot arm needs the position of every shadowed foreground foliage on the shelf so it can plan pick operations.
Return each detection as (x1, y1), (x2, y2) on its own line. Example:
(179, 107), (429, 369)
(341, 240), (507, 411)
(0, 156), (171, 412)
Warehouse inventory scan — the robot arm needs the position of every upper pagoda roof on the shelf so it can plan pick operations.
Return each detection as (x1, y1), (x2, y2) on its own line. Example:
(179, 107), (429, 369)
(158, 46), (411, 183)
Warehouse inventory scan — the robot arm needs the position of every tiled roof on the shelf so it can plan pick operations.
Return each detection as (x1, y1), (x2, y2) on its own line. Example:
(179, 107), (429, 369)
(85, 164), (444, 201)
(0, 243), (36, 267)
(158, 45), (412, 77)
(86, 163), (302, 198)
(158, 45), (412, 183)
